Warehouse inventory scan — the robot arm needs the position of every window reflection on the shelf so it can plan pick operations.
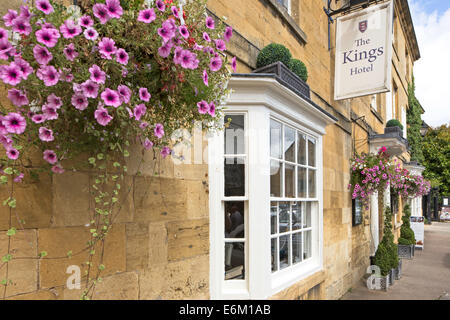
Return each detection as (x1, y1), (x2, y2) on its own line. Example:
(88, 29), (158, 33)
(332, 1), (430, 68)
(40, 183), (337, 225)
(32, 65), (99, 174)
(298, 133), (306, 165)
(292, 202), (302, 231)
(279, 235), (290, 270)
(271, 238), (278, 272)
(284, 126), (295, 162)
(308, 169), (316, 198)
(225, 242), (245, 280)
(308, 138), (316, 167)
(304, 231), (312, 260)
(271, 202), (277, 235)
(279, 202), (290, 233)
(270, 160), (282, 197)
(298, 167), (307, 198)
(225, 157), (245, 197)
(285, 164), (295, 198)
(270, 120), (282, 159)
(225, 202), (245, 239)
(292, 233), (302, 264)
(224, 115), (245, 155)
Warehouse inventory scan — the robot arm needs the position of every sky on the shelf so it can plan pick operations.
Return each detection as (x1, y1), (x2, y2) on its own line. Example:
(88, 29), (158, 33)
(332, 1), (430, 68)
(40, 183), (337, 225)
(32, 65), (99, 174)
(408, 0), (450, 128)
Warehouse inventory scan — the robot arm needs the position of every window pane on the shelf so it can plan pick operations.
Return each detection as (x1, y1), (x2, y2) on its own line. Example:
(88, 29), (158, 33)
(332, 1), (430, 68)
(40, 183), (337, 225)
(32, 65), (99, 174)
(271, 202), (278, 235)
(297, 133), (306, 165)
(284, 126), (295, 162)
(308, 138), (316, 167)
(270, 120), (282, 159)
(279, 235), (291, 270)
(292, 232), (303, 264)
(304, 231), (312, 260)
(279, 202), (290, 233)
(224, 202), (245, 239)
(224, 115), (245, 155)
(271, 238), (278, 272)
(285, 164), (295, 198)
(298, 167), (307, 198)
(292, 202), (302, 231)
(304, 202), (312, 228)
(224, 157), (245, 197)
(308, 169), (316, 198)
(270, 160), (282, 197)
(225, 242), (245, 280)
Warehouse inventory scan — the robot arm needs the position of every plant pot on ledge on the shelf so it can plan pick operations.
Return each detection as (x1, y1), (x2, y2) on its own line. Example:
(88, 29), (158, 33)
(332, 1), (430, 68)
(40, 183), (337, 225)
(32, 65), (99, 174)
(252, 61), (311, 99)
(398, 244), (414, 259)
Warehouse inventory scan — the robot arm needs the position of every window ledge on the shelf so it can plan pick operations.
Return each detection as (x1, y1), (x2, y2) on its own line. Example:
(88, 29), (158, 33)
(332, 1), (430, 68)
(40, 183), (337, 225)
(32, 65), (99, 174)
(262, 0), (307, 44)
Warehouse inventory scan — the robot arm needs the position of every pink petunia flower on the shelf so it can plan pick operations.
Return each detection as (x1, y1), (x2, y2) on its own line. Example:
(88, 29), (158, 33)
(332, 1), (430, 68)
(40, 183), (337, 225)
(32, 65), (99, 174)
(63, 43), (79, 61)
(12, 17), (31, 36)
(161, 146), (171, 158)
(179, 26), (189, 39)
(139, 88), (151, 102)
(84, 27), (98, 41)
(33, 45), (53, 65)
(0, 40), (16, 61)
(205, 16), (215, 29)
(101, 88), (121, 108)
(79, 15), (94, 28)
(3, 10), (18, 27)
(47, 93), (62, 109)
(156, 0), (166, 12)
(32, 114), (47, 124)
(158, 19), (176, 43)
(39, 126), (54, 142)
(6, 148), (19, 160)
(215, 39), (226, 51)
(43, 149), (58, 164)
(202, 69), (208, 86)
(143, 138), (153, 150)
(118, 85), (132, 104)
(0, 63), (23, 86)
(171, 6), (179, 18)
(105, 0), (123, 19)
(93, 4), (111, 25)
(13, 172), (24, 183)
(158, 41), (173, 58)
(154, 123), (164, 139)
(0, 28), (8, 42)
(19, 5), (31, 20)
(14, 58), (33, 80)
(2, 112), (26, 134)
(52, 164), (65, 174)
(89, 64), (106, 84)
(133, 104), (147, 121)
(37, 65), (59, 86)
(8, 89), (28, 107)
(35, 27), (60, 48)
(203, 32), (211, 42)
(81, 80), (99, 99)
(208, 102), (216, 117)
(71, 92), (89, 110)
(138, 8), (156, 23)
(197, 101), (209, 114)
(210, 56), (222, 72)
(94, 107), (113, 126)
(60, 20), (82, 39)
(224, 26), (233, 42)
(231, 56), (237, 72)
(116, 48), (129, 65)
(36, 0), (54, 15)
(98, 37), (117, 60)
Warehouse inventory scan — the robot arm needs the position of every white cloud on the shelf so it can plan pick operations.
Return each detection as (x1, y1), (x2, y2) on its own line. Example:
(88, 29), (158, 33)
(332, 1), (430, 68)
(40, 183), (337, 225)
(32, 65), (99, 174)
(409, 1), (450, 128)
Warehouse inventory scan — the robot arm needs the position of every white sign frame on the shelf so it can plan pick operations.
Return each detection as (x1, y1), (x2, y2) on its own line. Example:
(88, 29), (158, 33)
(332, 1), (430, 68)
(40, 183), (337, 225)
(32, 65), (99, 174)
(334, 1), (394, 101)
(411, 216), (424, 249)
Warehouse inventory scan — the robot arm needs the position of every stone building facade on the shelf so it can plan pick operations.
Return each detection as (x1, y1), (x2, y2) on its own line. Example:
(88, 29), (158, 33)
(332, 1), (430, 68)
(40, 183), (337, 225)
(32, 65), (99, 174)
(0, 0), (420, 300)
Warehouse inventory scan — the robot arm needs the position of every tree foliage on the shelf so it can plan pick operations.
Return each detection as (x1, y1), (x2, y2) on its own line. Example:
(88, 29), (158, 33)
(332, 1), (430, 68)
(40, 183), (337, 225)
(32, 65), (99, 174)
(422, 124), (450, 195)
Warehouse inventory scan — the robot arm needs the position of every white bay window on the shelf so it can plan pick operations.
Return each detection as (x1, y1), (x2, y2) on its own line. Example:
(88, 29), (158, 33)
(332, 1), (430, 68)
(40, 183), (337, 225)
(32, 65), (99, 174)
(209, 75), (335, 299)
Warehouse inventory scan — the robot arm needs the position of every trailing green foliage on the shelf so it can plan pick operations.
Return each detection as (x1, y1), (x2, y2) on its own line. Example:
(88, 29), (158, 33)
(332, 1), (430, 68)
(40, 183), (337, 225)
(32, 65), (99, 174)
(386, 119), (404, 130)
(407, 78), (424, 163)
(398, 204), (416, 245)
(374, 207), (399, 276)
(256, 43), (292, 69)
(289, 59), (308, 82)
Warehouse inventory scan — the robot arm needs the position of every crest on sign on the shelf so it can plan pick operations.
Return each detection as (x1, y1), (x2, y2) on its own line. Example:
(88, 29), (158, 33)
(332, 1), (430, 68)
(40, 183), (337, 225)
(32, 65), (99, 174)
(359, 20), (368, 33)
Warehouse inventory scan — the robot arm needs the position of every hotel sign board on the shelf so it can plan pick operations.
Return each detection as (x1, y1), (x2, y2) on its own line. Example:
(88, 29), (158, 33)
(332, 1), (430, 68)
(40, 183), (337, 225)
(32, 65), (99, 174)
(334, 1), (394, 100)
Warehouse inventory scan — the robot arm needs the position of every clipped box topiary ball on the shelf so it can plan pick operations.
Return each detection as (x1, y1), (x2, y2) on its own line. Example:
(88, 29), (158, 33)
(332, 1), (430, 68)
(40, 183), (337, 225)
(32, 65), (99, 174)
(256, 43), (292, 69)
(386, 119), (404, 130)
(289, 58), (308, 82)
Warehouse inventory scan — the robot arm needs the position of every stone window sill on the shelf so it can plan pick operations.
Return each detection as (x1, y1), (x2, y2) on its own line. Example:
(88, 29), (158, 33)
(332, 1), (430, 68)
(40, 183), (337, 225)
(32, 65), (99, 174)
(263, 0), (307, 44)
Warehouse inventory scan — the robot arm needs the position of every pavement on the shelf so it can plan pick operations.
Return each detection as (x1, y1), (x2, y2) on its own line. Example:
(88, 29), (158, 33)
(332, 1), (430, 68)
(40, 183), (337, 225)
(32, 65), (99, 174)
(342, 222), (450, 300)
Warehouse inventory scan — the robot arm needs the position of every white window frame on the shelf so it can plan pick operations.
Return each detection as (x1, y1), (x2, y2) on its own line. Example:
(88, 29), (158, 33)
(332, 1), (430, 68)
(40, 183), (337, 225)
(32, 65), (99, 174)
(209, 76), (335, 300)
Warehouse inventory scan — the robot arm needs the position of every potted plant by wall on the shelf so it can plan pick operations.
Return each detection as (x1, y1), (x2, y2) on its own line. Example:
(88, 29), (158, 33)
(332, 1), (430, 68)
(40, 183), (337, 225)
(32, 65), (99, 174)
(386, 119), (404, 136)
(253, 43), (310, 98)
(373, 207), (399, 290)
(398, 204), (416, 259)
